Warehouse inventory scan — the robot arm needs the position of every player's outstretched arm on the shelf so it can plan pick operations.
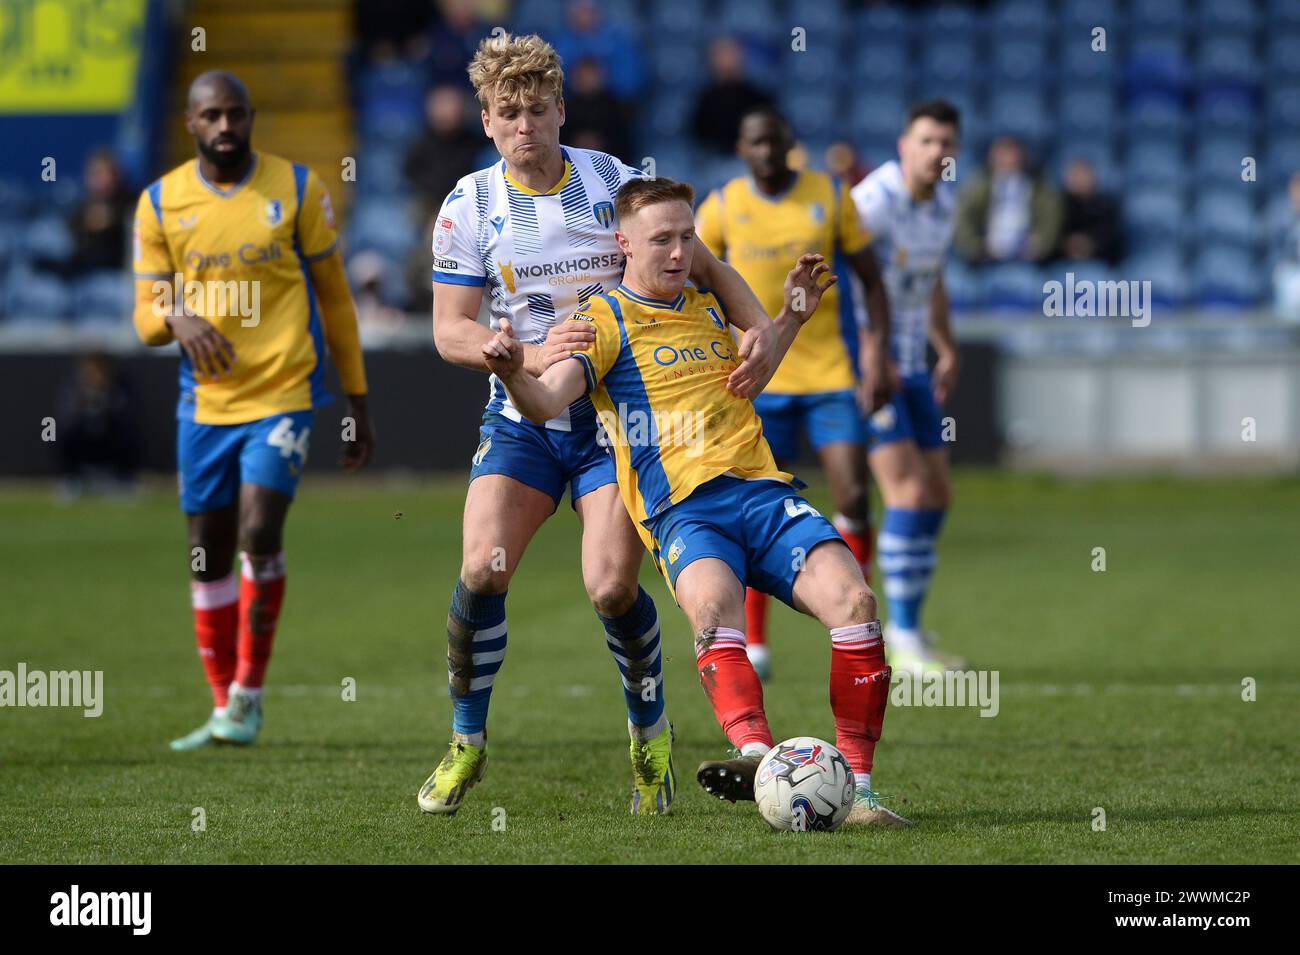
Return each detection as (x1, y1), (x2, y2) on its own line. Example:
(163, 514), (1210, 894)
(433, 282), (551, 375)
(767, 253), (838, 368)
(688, 237), (778, 399)
(927, 273), (960, 405)
(309, 252), (376, 470)
(482, 318), (587, 424)
(848, 247), (900, 413)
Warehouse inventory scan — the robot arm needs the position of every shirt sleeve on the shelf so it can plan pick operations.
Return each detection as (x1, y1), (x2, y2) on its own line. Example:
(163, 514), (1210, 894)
(694, 189), (726, 259)
(132, 189), (172, 280)
(431, 178), (487, 287)
(297, 170), (341, 262)
(836, 177), (872, 255)
(850, 176), (890, 246)
(566, 296), (622, 392)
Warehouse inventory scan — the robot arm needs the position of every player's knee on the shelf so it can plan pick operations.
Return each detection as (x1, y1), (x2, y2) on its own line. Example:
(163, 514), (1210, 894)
(846, 584), (878, 625)
(928, 477), (952, 510)
(893, 474), (929, 510)
(237, 518), (281, 556)
(459, 557), (509, 595)
(837, 480), (870, 519)
(588, 578), (637, 618)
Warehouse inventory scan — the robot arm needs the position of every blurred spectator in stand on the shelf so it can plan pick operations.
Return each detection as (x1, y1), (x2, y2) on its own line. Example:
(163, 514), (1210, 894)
(551, 0), (645, 103)
(349, 251), (410, 339)
(55, 352), (139, 500)
(1057, 157), (1121, 264)
(403, 85), (480, 224)
(825, 141), (871, 189)
(407, 215), (440, 316)
(564, 57), (632, 159)
(691, 36), (773, 157)
(1273, 170), (1300, 322)
(955, 135), (1062, 264)
(37, 150), (131, 279)
(429, 0), (489, 90)
(353, 0), (434, 63)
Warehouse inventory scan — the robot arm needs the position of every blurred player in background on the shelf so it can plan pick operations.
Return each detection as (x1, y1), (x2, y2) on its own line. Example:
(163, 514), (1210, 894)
(132, 71), (375, 749)
(849, 100), (964, 674)
(422, 34), (780, 816)
(482, 178), (908, 827)
(696, 106), (895, 682)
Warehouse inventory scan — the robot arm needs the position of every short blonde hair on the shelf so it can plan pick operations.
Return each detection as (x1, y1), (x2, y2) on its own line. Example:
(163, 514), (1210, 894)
(467, 33), (564, 111)
(614, 177), (696, 222)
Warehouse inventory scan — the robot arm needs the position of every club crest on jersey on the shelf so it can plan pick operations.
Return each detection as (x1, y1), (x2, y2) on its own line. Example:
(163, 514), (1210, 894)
(667, 536), (686, 564)
(472, 437), (492, 466)
(497, 260), (517, 293)
(705, 306), (725, 330)
(263, 199), (283, 226)
(434, 217), (453, 256)
(592, 201), (614, 229)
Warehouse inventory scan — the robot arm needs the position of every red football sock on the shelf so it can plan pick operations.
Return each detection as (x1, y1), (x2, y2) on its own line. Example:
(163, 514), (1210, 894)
(234, 551), (286, 690)
(190, 574), (239, 708)
(743, 588), (768, 646)
(695, 627), (773, 751)
(828, 621), (891, 777)
(834, 513), (873, 584)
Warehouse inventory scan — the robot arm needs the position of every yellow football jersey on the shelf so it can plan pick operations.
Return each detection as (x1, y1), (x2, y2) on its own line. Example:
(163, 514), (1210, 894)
(133, 152), (341, 425)
(570, 285), (794, 551)
(695, 170), (870, 394)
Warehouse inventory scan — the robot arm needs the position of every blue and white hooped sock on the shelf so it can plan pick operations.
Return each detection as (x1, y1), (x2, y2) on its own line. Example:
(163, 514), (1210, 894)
(877, 508), (944, 634)
(446, 579), (507, 747)
(599, 586), (667, 741)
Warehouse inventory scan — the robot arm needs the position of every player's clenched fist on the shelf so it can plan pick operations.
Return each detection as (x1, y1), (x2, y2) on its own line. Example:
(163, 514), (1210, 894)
(783, 253), (837, 325)
(540, 319), (595, 368)
(482, 316), (524, 377)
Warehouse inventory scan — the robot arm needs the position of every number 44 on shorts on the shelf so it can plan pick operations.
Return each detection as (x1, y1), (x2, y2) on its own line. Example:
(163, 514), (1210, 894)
(784, 498), (821, 518)
(267, 416), (311, 462)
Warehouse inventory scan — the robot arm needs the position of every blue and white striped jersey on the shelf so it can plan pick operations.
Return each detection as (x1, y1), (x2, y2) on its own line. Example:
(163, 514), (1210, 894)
(432, 146), (645, 430)
(849, 160), (957, 378)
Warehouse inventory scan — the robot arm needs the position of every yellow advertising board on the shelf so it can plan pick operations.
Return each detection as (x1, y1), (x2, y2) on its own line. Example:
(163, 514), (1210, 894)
(0, 0), (146, 112)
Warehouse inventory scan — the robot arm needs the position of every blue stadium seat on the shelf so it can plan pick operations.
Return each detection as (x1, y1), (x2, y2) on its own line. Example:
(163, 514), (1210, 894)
(1058, 41), (1116, 85)
(1265, 32), (1300, 83)
(1058, 88), (1116, 138)
(985, 88), (1050, 144)
(784, 42), (840, 86)
(1121, 250), (1188, 308)
(1193, 189), (1261, 249)
(990, 37), (1048, 85)
(780, 88), (838, 142)
(1192, 246), (1266, 306)
(1268, 0), (1300, 31)
(353, 139), (407, 199)
(921, 3), (983, 37)
(1060, 0), (1118, 33)
(1124, 140), (1188, 189)
(348, 198), (416, 260)
(942, 260), (986, 311)
(849, 41), (911, 88)
(1266, 137), (1300, 186)
(849, 91), (909, 143)
(71, 270), (132, 324)
(1122, 94), (1188, 140)
(25, 216), (74, 263)
(989, 0), (1052, 37)
(919, 38), (980, 86)
(1198, 88), (1260, 136)
(5, 268), (71, 320)
(1196, 35), (1261, 87)
(1194, 135), (1257, 187)
(1124, 188), (1185, 244)
(648, 89), (693, 140)
(984, 262), (1044, 311)
(718, 0), (777, 34)
(1127, 0), (1189, 35)
(1196, 0), (1262, 35)
(356, 62), (426, 147)
(852, 4), (913, 45)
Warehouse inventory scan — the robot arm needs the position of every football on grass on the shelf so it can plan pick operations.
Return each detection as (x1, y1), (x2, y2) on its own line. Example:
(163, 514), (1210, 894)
(755, 737), (855, 832)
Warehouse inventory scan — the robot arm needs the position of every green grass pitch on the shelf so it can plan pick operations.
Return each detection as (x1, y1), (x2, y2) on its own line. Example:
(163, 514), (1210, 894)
(3, 472), (1297, 863)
